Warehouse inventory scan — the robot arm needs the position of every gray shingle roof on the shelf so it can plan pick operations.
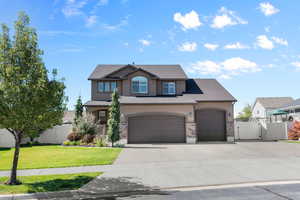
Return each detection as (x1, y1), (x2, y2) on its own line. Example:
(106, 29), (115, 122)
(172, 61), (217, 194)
(255, 97), (294, 109)
(281, 98), (300, 109)
(185, 79), (237, 102)
(88, 64), (188, 80)
(84, 78), (236, 106)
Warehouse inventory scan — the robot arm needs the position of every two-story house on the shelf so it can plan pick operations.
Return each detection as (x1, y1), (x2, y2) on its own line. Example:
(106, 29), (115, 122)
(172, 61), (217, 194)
(84, 64), (236, 144)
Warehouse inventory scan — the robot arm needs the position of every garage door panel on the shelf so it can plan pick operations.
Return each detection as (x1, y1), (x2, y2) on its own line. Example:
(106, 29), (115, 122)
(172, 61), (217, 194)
(128, 115), (185, 144)
(196, 110), (226, 141)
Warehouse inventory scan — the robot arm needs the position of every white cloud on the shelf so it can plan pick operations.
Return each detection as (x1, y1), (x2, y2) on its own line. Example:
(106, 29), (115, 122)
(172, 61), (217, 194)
(62, 0), (87, 17)
(102, 16), (129, 31)
(191, 61), (221, 74)
(173, 10), (202, 30)
(211, 7), (247, 29)
(291, 62), (300, 70)
(178, 42), (197, 52)
(139, 39), (151, 46)
(271, 37), (288, 46)
(256, 35), (274, 50)
(259, 2), (280, 16)
(85, 15), (97, 27)
(222, 57), (260, 73)
(218, 74), (232, 79)
(203, 43), (219, 51)
(264, 26), (270, 32)
(189, 57), (260, 78)
(224, 42), (249, 49)
(97, 0), (108, 6)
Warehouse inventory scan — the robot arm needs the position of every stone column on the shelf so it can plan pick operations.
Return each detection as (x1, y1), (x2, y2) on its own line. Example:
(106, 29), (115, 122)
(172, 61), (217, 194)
(186, 122), (196, 144)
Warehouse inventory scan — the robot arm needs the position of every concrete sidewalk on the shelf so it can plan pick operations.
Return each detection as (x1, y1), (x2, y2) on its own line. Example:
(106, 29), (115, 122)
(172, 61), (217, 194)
(0, 165), (110, 177)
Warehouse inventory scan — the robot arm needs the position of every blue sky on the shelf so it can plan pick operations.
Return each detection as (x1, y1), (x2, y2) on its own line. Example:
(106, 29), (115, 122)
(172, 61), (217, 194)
(0, 0), (299, 115)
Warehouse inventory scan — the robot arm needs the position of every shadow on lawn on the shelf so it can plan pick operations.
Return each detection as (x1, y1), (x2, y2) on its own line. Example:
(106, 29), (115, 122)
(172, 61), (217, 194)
(0, 147), (11, 151)
(26, 175), (94, 193)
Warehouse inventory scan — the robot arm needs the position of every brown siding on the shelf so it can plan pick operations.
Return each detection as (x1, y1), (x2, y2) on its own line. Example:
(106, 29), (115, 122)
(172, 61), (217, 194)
(122, 71), (157, 96)
(176, 80), (186, 95)
(156, 80), (186, 95)
(91, 80), (122, 101)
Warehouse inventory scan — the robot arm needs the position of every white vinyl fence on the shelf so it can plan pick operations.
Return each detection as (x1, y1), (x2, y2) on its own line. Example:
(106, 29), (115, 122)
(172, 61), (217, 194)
(262, 122), (288, 141)
(235, 121), (288, 141)
(0, 124), (72, 148)
(235, 121), (262, 140)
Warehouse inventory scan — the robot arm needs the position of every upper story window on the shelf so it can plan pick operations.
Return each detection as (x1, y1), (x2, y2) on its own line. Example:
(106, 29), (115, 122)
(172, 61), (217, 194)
(163, 82), (176, 95)
(98, 81), (117, 92)
(132, 76), (148, 94)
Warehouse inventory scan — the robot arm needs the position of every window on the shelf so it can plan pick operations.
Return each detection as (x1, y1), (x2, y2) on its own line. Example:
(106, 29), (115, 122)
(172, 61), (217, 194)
(98, 81), (117, 92)
(98, 110), (107, 124)
(163, 82), (176, 95)
(132, 76), (148, 94)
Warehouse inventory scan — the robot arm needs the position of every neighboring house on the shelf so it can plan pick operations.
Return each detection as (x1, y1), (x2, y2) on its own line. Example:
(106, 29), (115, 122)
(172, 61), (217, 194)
(280, 98), (300, 121)
(252, 97), (294, 121)
(84, 64), (236, 144)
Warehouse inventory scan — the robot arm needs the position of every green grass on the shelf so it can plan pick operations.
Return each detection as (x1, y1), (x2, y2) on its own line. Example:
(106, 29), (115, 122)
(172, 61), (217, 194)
(0, 145), (121, 170)
(283, 140), (300, 143)
(0, 172), (101, 194)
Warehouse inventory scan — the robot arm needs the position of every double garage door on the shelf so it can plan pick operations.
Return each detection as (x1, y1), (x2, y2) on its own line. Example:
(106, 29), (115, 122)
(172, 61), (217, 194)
(128, 115), (185, 144)
(127, 110), (226, 144)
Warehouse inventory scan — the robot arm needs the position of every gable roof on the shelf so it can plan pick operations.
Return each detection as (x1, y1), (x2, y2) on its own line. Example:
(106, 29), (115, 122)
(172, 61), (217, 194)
(281, 98), (300, 109)
(88, 64), (188, 80)
(254, 97), (294, 109)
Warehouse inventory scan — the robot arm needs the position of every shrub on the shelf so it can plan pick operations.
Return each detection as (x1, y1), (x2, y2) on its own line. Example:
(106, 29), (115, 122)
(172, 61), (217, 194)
(67, 132), (81, 141)
(94, 137), (107, 147)
(81, 134), (95, 144)
(63, 140), (71, 146)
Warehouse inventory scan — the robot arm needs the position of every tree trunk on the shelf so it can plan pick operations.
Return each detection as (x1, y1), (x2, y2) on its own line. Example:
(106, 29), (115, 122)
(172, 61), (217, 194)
(5, 133), (21, 185)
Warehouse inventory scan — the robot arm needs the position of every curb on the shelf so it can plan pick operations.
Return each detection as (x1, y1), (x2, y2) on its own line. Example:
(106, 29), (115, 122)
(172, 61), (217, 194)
(2, 179), (300, 199)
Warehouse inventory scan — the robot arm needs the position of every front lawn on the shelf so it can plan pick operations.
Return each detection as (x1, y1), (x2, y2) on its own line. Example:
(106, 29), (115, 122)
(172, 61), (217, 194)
(0, 172), (101, 194)
(0, 145), (121, 170)
(283, 140), (300, 144)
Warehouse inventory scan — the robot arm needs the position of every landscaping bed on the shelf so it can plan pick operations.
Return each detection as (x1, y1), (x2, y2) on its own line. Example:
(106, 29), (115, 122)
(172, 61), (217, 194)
(0, 172), (101, 194)
(0, 145), (121, 170)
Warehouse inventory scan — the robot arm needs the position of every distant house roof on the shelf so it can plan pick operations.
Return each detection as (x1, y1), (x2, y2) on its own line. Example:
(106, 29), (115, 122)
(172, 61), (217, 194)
(88, 64), (188, 80)
(281, 98), (300, 110)
(84, 78), (236, 106)
(254, 97), (294, 109)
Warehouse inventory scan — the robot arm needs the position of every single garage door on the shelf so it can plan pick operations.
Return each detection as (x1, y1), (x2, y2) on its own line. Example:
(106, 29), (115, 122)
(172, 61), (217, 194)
(128, 114), (185, 144)
(196, 109), (226, 141)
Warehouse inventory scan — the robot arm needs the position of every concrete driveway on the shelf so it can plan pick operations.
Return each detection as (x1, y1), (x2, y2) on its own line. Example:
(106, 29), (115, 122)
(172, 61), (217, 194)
(83, 141), (300, 193)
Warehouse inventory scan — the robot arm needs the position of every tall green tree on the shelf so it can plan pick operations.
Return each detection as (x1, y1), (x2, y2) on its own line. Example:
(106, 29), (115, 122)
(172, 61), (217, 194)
(0, 12), (67, 185)
(107, 91), (120, 147)
(74, 95), (84, 125)
(237, 104), (252, 121)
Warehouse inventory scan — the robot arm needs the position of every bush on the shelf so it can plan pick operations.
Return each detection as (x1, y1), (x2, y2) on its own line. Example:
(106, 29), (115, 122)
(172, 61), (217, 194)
(94, 137), (107, 147)
(74, 116), (98, 136)
(81, 134), (95, 144)
(63, 140), (71, 146)
(67, 132), (81, 141)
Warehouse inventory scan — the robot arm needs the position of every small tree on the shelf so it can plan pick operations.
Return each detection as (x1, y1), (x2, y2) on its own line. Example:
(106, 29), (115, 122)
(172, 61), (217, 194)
(236, 104), (252, 121)
(107, 91), (120, 147)
(74, 96), (84, 125)
(0, 12), (67, 185)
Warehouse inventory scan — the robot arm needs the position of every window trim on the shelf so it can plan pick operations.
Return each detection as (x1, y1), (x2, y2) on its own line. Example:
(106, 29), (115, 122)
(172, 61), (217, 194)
(131, 76), (148, 94)
(97, 81), (117, 93)
(162, 81), (176, 95)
